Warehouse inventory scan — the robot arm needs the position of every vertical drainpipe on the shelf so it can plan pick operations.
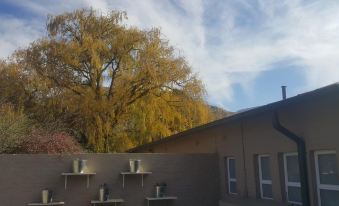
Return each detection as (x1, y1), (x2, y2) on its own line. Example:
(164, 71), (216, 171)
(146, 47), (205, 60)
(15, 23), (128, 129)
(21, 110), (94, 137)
(272, 111), (310, 206)
(240, 120), (248, 198)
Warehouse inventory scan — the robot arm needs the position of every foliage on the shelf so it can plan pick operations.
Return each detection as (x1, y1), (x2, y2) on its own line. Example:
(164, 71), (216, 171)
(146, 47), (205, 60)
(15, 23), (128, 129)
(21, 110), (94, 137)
(209, 105), (233, 120)
(19, 128), (84, 154)
(0, 104), (31, 153)
(0, 103), (83, 154)
(0, 61), (30, 108)
(125, 94), (212, 147)
(1, 9), (217, 152)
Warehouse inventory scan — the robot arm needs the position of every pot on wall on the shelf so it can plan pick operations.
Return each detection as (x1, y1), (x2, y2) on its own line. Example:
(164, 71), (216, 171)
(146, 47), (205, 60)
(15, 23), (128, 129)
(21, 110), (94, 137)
(41, 189), (53, 203)
(99, 186), (104, 202)
(79, 159), (88, 173)
(73, 159), (80, 173)
(98, 184), (109, 202)
(155, 183), (167, 197)
(129, 159), (141, 173)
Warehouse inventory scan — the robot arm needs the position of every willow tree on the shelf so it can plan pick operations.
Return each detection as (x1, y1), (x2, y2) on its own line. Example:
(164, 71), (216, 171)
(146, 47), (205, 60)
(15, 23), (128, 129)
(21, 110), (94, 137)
(16, 9), (212, 152)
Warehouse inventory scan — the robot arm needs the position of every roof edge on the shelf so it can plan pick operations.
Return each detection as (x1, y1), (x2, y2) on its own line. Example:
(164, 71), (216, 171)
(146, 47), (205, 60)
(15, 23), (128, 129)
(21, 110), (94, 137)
(128, 83), (339, 152)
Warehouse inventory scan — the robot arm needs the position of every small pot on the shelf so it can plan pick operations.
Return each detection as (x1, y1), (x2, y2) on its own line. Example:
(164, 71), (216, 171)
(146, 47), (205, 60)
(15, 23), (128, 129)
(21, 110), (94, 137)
(99, 188), (105, 202)
(129, 159), (141, 173)
(134, 160), (141, 173)
(155, 186), (162, 198)
(79, 159), (88, 173)
(129, 159), (135, 173)
(155, 185), (166, 197)
(48, 191), (53, 203)
(42, 190), (49, 204)
(73, 159), (80, 173)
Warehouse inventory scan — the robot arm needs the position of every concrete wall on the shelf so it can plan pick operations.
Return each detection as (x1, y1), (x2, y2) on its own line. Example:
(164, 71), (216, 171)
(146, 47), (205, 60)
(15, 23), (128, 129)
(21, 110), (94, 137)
(232, 92), (339, 206)
(133, 88), (339, 206)
(0, 153), (219, 206)
(150, 126), (222, 153)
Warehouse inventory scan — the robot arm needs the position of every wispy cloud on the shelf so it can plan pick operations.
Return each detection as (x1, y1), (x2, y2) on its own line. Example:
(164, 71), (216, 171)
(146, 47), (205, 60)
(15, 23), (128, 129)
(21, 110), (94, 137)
(0, 16), (41, 58)
(1, 0), (339, 108)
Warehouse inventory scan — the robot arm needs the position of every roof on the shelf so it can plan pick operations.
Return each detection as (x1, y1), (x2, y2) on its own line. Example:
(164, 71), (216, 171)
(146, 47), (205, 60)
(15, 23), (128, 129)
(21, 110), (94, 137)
(128, 83), (339, 152)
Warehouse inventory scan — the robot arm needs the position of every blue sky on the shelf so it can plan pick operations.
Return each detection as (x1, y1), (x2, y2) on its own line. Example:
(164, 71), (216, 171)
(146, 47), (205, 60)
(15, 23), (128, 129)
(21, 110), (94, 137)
(1, 0), (339, 111)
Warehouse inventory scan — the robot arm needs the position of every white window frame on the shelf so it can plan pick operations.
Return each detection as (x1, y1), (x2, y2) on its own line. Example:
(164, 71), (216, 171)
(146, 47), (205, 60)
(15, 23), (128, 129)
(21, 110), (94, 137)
(314, 150), (339, 206)
(283, 153), (302, 205)
(258, 154), (273, 200)
(227, 157), (237, 195)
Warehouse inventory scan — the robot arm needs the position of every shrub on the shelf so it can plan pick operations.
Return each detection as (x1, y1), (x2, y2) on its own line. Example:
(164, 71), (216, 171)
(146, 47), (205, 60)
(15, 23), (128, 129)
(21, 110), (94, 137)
(0, 104), (31, 153)
(19, 128), (84, 154)
(0, 103), (84, 154)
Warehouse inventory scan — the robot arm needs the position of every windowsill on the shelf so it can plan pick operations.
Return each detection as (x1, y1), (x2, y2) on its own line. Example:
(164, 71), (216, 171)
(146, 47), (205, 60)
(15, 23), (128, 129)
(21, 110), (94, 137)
(219, 197), (289, 206)
(228, 192), (238, 196)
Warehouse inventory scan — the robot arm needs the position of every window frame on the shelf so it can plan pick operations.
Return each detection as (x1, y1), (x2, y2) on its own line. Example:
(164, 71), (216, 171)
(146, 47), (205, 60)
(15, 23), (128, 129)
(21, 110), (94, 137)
(227, 157), (237, 195)
(283, 152), (302, 205)
(314, 150), (339, 206)
(258, 154), (273, 200)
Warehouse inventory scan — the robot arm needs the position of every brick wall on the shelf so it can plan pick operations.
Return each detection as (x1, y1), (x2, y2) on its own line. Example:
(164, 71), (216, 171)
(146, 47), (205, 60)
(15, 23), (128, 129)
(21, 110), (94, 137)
(0, 153), (219, 206)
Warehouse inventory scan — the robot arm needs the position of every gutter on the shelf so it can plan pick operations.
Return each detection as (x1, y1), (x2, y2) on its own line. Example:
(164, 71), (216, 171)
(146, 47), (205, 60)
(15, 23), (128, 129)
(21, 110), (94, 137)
(272, 111), (310, 206)
(128, 83), (339, 153)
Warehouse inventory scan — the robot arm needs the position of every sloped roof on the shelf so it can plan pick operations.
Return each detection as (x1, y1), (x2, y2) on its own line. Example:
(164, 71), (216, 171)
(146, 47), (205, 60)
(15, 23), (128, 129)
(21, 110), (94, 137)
(128, 83), (339, 152)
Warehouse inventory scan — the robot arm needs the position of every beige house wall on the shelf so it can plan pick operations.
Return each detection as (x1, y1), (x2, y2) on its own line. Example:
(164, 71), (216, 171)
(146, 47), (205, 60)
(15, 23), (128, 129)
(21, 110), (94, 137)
(134, 91), (339, 206)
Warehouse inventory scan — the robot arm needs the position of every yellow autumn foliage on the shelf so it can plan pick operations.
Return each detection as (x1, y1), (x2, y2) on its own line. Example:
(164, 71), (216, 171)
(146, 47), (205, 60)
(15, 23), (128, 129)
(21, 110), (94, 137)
(0, 9), (217, 152)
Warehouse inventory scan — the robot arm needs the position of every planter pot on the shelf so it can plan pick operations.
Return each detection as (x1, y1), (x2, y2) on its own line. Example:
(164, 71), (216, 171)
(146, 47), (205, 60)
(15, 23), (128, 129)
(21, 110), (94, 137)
(99, 188), (104, 202)
(155, 185), (166, 197)
(42, 190), (49, 204)
(129, 159), (141, 173)
(79, 159), (88, 173)
(73, 159), (80, 173)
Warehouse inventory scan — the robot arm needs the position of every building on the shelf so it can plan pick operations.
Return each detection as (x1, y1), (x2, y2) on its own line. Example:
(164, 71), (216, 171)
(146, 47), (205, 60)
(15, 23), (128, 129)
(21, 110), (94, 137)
(129, 83), (339, 206)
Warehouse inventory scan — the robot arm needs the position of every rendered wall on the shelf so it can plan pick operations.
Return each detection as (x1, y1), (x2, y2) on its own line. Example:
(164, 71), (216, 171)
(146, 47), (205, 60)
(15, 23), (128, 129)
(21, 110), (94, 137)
(0, 153), (219, 206)
(132, 88), (339, 206)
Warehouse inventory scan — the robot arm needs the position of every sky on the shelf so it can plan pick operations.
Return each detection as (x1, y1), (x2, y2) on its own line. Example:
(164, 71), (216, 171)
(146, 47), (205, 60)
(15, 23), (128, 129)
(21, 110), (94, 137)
(1, 0), (339, 111)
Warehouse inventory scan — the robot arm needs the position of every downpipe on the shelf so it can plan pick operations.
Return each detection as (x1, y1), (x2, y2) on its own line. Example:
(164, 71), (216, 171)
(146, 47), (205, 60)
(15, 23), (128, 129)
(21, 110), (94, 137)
(272, 111), (310, 206)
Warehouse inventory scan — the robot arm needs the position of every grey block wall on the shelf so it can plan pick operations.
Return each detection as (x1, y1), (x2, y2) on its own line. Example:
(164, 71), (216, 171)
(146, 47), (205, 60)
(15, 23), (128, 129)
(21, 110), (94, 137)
(0, 153), (219, 206)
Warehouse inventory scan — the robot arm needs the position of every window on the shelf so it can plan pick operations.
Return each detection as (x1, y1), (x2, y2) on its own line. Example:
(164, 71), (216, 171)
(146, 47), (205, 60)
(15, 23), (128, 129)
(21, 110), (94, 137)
(284, 153), (302, 205)
(227, 157), (237, 194)
(258, 155), (273, 199)
(315, 151), (339, 206)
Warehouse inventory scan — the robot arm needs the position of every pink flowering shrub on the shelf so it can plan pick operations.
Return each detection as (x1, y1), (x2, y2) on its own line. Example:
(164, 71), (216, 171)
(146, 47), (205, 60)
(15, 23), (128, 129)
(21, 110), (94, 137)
(20, 129), (84, 154)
